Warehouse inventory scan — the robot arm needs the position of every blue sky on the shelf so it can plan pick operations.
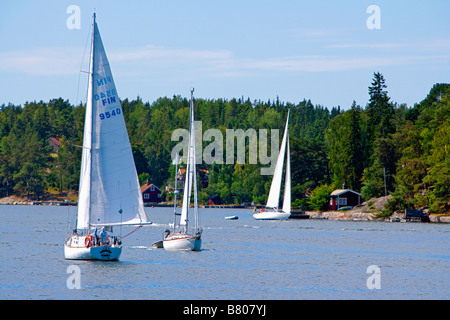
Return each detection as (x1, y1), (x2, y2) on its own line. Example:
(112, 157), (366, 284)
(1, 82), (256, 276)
(1, 1), (449, 110)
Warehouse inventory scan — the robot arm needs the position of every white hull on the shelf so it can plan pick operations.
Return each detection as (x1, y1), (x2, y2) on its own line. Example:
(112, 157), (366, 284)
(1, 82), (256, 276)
(163, 234), (201, 251)
(64, 244), (122, 261)
(64, 244), (95, 260)
(64, 235), (121, 261)
(253, 210), (291, 220)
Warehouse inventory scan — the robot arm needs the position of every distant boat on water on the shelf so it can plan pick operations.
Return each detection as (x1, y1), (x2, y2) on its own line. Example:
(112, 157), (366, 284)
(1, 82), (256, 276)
(161, 89), (202, 251)
(253, 110), (291, 220)
(64, 14), (151, 261)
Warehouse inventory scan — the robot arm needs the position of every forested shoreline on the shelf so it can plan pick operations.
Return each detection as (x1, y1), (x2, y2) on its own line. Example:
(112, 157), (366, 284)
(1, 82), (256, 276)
(1, 73), (449, 214)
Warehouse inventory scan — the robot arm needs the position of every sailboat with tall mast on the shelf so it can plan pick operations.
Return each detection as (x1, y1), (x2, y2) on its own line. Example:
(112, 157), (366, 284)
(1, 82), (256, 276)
(253, 110), (291, 220)
(64, 13), (151, 260)
(162, 89), (202, 251)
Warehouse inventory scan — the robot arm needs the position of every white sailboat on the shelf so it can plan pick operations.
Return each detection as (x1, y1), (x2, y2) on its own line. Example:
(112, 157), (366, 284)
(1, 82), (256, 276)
(64, 14), (151, 260)
(253, 110), (291, 220)
(163, 89), (202, 251)
(151, 154), (179, 249)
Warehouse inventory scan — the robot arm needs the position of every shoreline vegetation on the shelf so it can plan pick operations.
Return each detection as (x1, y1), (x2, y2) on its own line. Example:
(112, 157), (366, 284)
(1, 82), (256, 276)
(2, 194), (448, 223)
(1, 73), (449, 217)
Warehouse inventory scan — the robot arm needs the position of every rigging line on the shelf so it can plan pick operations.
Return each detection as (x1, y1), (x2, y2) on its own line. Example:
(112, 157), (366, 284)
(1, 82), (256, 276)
(66, 205), (73, 234)
(121, 226), (142, 239)
(75, 20), (93, 106)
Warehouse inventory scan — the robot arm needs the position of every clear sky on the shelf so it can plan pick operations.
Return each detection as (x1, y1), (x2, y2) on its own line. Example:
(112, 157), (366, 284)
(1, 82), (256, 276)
(1, 0), (449, 110)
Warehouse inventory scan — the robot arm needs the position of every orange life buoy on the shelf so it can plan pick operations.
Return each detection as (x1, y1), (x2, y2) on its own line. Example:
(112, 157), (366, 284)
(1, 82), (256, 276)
(85, 235), (92, 248)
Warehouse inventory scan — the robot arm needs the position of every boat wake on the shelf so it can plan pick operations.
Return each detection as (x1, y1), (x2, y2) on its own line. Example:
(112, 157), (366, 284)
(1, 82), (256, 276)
(129, 245), (150, 250)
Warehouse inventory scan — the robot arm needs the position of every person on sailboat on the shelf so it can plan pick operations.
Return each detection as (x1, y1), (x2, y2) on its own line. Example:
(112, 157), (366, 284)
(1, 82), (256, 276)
(100, 227), (108, 246)
(94, 228), (99, 246)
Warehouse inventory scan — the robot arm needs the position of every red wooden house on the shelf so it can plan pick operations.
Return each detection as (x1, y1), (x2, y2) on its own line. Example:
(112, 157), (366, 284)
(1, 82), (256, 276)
(329, 186), (361, 211)
(48, 137), (62, 153)
(140, 181), (162, 203)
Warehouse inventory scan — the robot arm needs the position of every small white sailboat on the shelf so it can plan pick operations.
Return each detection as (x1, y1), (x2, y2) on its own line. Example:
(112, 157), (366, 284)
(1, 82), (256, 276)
(64, 14), (151, 260)
(163, 89), (202, 251)
(151, 154), (180, 249)
(253, 110), (291, 220)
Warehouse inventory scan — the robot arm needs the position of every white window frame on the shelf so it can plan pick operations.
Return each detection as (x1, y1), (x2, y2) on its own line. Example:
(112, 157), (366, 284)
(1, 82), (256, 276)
(338, 197), (347, 206)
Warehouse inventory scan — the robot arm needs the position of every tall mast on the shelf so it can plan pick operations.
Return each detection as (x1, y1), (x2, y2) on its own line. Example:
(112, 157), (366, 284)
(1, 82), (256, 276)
(87, 13), (96, 229)
(77, 13), (96, 231)
(191, 88), (199, 230)
(173, 154), (179, 232)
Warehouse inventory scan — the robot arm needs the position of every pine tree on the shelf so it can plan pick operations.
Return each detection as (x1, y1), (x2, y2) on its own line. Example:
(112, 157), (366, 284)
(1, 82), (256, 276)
(362, 73), (397, 199)
(366, 72), (394, 157)
(348, 101), (364, 191)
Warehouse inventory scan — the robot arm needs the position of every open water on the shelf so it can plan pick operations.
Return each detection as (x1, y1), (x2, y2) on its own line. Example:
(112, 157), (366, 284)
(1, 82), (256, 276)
(0, 205), (449, 300)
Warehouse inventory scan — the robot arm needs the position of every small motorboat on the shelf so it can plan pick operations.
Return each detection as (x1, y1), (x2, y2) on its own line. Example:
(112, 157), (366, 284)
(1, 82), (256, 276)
(152, 240), (163, 248)
(225, 215), (239, 220)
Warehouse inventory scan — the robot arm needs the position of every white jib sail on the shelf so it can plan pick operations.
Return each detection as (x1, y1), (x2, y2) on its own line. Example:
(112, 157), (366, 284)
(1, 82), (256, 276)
(265, 110), (290, 209)
(282, 127), (291, 214)
(77, 15), (149, 229)
(180, 90), (197, 227)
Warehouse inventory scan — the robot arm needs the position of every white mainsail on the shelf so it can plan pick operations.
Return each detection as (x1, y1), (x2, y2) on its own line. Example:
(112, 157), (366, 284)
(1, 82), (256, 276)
(180, 89), (198, 229)
(77, 14), (149, 229)
(266, 110), (290, 211)
(282, 127), (291, 214)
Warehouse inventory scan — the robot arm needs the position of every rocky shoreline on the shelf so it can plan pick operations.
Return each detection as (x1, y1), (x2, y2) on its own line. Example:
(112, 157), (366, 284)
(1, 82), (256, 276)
(1, 194), (449, 223)
(306, 210), (450, 223)
(305, 195), (450, 223)
(0, 194), (77, 206)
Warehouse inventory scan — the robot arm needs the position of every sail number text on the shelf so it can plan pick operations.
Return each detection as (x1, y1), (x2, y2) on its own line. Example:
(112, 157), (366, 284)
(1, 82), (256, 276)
(99, 108), (121, 120)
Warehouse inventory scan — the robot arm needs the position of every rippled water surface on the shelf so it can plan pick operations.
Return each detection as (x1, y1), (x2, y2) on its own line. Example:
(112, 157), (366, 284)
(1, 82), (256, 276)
(1, 205), (449, 299)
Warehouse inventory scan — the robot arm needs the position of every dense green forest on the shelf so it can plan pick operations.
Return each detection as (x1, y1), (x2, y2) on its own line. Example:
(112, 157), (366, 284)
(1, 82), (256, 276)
(1, 73), (449, 214)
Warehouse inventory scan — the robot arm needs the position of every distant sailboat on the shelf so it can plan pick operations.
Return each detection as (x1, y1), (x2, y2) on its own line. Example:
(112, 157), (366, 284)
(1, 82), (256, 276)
(64, 14), (151, 260)
(253, 110), (291, 220)
(162, 89), (202, 251)
(151, 153), (180, 249)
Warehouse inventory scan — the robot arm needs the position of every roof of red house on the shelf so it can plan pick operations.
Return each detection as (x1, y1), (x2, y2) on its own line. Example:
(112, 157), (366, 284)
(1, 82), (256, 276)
(48, 137), (62, 146)
(331, 189), (361, 197)
(140, 182), (161, 193)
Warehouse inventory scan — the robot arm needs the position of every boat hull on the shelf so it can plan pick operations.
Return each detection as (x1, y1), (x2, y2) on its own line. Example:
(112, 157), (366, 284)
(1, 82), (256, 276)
(64, 235), (121, 261)
(64, 244), (95, 260)
(253, 210), (291, 220)
(163, 234), (201, 251)
(64, 244), (121, 261)
(90, 246), (121, 260)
